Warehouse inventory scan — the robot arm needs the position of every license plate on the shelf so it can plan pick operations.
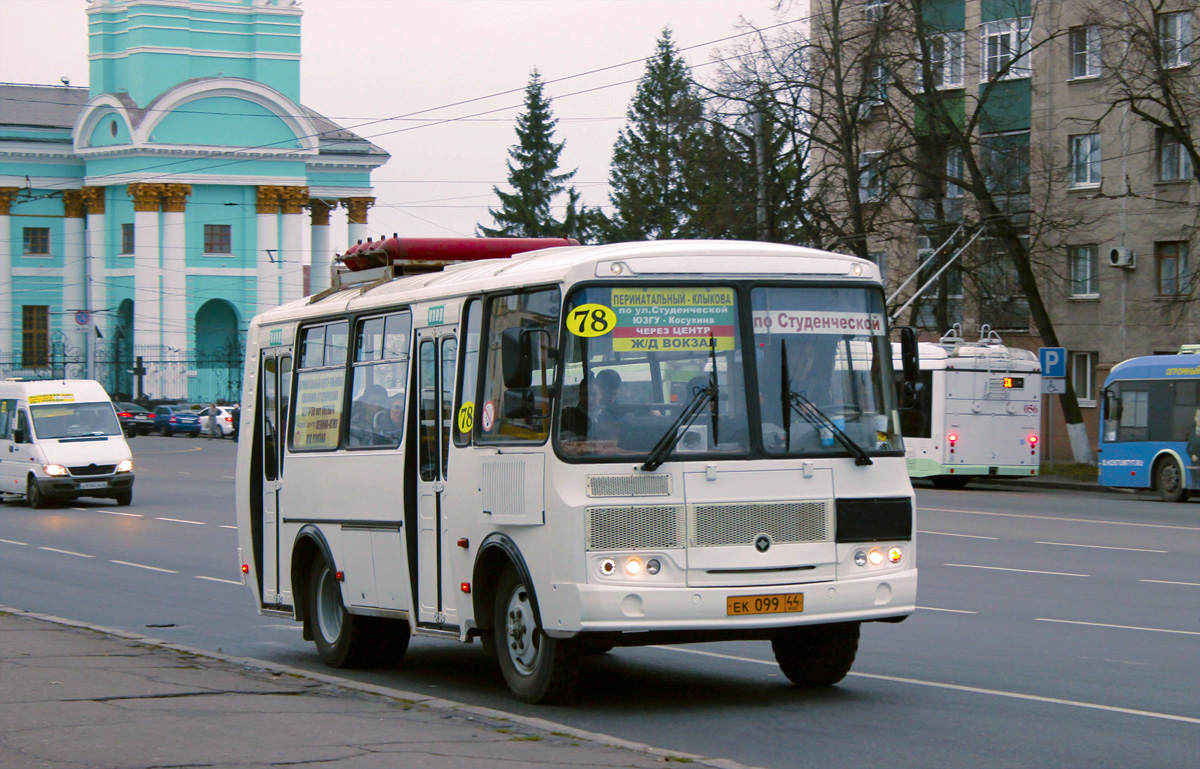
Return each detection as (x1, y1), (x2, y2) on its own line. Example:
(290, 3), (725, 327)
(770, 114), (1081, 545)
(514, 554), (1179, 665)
(79, 481), (108, 490)
(727, 593), (804, 616)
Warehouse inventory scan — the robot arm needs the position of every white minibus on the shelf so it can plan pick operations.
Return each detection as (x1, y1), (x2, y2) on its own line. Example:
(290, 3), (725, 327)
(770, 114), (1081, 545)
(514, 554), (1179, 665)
(236, 238), (920, 702)
(0, 379), (135, 507)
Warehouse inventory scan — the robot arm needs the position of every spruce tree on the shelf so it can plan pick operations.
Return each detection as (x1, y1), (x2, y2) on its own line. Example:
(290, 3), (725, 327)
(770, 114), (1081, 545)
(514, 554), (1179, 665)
(604, 28), (709, 241)
(478, 70), (585, 238)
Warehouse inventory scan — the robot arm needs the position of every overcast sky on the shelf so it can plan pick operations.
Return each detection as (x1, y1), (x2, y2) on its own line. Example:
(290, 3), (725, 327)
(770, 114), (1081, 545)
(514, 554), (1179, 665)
(0, 0), (808, 247)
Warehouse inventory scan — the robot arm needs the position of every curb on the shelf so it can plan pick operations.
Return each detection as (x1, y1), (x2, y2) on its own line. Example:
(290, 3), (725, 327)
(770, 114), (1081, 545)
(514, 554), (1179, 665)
(0, 605), (761, 769)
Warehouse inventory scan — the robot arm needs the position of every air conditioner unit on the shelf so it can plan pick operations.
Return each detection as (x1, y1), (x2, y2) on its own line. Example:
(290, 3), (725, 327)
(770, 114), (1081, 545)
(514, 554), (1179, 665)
(1108, 247), (1136, 268)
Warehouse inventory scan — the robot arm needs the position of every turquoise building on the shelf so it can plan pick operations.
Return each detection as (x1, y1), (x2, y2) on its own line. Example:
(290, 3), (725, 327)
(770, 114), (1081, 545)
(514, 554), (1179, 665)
(0, 0), (388, 401)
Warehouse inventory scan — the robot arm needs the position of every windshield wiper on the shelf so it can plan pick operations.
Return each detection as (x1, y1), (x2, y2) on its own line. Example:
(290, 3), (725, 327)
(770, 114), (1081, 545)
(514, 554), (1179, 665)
(641, 334), (720, 472)
(780, 344), (872, 466)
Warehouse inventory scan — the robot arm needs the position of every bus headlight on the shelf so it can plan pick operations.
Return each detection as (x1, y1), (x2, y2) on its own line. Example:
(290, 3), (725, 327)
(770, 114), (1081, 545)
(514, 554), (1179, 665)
(888, 547), (903, 564)
(868, 549), (884, 566)
(116, 459), (133, 473)
(599, 558), (616, 576)
(646, 559), (661, 575)
(854, 550), (868, 567)
(44, 464), (68, 477)
(624, 557), (642, 576)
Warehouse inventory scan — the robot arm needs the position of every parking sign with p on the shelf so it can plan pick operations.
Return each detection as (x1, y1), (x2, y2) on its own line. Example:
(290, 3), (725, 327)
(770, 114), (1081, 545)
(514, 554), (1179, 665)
(1039, 347), (1066, 378)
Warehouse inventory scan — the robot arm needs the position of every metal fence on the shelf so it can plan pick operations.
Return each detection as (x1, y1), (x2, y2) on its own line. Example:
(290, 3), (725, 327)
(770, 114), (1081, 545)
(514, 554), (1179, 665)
(1, 333), (244, 405)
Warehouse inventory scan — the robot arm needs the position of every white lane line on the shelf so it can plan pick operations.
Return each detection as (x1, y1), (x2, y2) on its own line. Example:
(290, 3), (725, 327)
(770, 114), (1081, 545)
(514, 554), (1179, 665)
(1035, 541), (1167, 553)
(918, 530), (999, 540)
(110, 560), (178, 574)
(920, 507), (1200, 532)
(156, 517), (205, 526)
(945, 563), (1089, 577)
(1141, 579), (1200, 587)
(39, 547), (94, 558)
(652, 645), (1200, 726)
(95, 510), (142, 518)
(196, 575), (243, 585)
(265, 624), (302, 630)
(1036, 618), (1200, 636)
(218, 525), (237, 530)
(919, 606), (978, 614)
(0, 538), (29, 546)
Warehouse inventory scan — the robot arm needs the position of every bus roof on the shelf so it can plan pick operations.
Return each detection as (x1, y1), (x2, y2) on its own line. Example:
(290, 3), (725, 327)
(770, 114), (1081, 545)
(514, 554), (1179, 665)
(1104, 353), (1200, 385)
(254, 240), (880, 327)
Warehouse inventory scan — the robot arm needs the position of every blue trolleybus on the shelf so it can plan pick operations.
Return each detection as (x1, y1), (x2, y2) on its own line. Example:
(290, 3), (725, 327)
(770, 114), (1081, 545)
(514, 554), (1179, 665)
(1099, 352), (1200, 502)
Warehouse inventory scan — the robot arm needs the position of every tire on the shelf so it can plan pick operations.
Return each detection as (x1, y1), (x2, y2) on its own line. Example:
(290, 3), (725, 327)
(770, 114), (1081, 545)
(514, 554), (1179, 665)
(114, 490), (133, 506)
(930, 475), (971, 490)
(772, 621), (860, 687)
(26, 478), (50, 510)
(1156, 457), (1189, 503)
(493, 565), (579, 704)
(308, 556), (375, 668)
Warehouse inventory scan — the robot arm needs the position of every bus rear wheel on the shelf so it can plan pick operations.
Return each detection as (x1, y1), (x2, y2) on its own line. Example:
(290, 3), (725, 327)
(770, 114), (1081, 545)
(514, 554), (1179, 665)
(772, 621), (860, 687)
(930, 475), (970, 490)
(493, 565), (579, 704)
(1155, 457), (1189, 503)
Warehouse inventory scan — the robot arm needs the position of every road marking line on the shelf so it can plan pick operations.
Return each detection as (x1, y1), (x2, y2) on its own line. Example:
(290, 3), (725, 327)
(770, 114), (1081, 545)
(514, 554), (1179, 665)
(218, 525), (237, 530)
(1036, 618), (1200, 636)
(39, 547), (94, 558)
(0, 538), (29, 546)
(265, 624), (302, 630)
(1035, 541), (1168, 553)
(945, 563), (1089, 577)
(1141, 579), (1200, 587)
(110, 560), (178, 574)
(918, 530), (999, 540)
(920, 507), (1200, 532)
(95, 510), (142, 518)
(652, 645), (1200, 725)
(196, 575), (243, 585)
(918, 606), (978, 614)
(156, 517), (205, 526)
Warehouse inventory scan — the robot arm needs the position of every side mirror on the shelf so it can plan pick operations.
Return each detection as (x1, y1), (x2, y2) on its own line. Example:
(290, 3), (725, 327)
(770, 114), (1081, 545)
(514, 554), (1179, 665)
(502, 328), (533, 389)
(900, 380), (924, 410)
(12, 427), (25, 444)
(899, 326), (920, 383)
(502, 387), (549, 421)
(1102, 389), (1122, 421)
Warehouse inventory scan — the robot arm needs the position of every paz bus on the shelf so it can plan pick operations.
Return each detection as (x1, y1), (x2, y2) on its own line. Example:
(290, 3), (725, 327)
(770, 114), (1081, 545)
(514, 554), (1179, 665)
(1099, 351), (1200, 502)
(894, 325), (1041, 488)
(235, 237), (920, 703)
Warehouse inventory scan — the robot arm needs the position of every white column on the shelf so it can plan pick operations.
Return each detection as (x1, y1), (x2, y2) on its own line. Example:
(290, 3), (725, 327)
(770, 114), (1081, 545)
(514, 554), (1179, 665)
(280, 209), (304, 303)
(61, 191), (87, 348)
(84, 188), (107, 380)
(346, 196), (373, 249)
(161, 185), (190, 357)
(256, 186), (280, 314)
(129, 184), (162, 397)
(0, 188), (16, 369)
(309, 199), (333, 294)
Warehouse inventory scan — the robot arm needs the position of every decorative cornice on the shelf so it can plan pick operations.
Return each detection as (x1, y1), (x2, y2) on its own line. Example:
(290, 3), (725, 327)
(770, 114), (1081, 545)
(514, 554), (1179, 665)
(62, 190), (87, 219)
(0, 188), (20, 216)
(346, 197), (374, 225)
(80, 186), (107, 215)
(308, 198), (335, 226)
(278, 186), (309, 215)
(161, 183), (192, 213)
(127, 182), (164, 212)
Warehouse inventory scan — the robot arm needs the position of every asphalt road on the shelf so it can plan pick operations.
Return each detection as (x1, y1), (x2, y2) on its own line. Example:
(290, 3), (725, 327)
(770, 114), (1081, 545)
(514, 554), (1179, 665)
(1, 436), (1197, 768)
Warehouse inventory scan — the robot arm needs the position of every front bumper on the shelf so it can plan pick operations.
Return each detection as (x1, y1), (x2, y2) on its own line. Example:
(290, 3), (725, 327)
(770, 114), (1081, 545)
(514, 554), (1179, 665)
(34, 474), (135, 499)
(541, 568), (917, 638)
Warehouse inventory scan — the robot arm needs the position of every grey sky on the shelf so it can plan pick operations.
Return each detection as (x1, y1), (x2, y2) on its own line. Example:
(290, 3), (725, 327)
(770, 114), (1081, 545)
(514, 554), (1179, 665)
(0, 0), (806, 247)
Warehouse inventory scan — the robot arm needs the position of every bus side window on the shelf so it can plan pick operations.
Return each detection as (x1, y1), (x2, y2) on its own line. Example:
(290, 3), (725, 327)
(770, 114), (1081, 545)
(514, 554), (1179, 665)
(477, 287), (561, 444)
(453, 298), (481, 447)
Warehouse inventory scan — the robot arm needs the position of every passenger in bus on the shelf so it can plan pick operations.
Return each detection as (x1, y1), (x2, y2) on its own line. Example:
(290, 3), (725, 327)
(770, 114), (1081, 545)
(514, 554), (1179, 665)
(559, 374), (593, 440)
(349, 384), (389, 446)
(375, 397), (405, 443)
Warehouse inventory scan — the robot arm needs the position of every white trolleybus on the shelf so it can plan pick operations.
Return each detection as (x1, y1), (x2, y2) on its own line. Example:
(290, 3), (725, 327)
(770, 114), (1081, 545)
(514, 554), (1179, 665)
(235, 237), (920, 703)
(894, 325), (1041, 489)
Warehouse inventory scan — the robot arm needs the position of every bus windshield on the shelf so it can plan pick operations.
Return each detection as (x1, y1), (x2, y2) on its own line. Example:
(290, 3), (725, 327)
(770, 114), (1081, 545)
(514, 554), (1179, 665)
(30, 402), (121, 439)
(557, 285), (750, 459)
(752, 286), (901, 456)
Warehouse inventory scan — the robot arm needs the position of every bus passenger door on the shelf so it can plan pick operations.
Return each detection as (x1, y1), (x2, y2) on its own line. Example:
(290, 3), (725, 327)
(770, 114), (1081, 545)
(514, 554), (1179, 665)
(258, 352), (291, 606)
(414, 328), (457, 627)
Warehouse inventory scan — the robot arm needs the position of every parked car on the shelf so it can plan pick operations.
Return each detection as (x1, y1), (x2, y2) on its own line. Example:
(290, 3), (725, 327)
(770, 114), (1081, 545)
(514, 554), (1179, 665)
(113, 402), (155, 437)
(153, 405), (202, 437)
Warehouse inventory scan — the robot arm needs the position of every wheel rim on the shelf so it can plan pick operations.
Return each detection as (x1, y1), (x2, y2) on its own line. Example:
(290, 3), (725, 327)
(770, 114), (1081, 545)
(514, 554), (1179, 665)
(1161, 462), (1181, 494)
(315, 567), (343, 643)
(504, 583), (539, 675)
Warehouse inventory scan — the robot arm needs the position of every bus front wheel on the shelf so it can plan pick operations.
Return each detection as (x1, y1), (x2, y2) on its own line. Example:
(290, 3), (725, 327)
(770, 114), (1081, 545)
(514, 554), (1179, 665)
(772, 621), (860, 687)
(493, 565), (579, 704)
(309, 556), (372, 668)
(1155, 457), (1189, 503)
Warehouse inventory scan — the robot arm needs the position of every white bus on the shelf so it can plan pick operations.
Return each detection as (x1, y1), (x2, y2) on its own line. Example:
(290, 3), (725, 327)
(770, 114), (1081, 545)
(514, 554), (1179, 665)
(895, 326), (1041, 489)
(235, 238), (920, 703)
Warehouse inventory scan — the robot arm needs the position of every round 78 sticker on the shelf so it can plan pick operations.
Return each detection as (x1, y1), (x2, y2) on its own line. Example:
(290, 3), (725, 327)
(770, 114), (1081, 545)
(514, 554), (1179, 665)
(457, 403), (474, 433)
(567, 304), (616, 337)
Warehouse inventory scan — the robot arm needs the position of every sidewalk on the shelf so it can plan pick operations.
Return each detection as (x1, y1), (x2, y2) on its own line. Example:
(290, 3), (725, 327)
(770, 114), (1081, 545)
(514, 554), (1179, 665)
(0, 609), (752, 769)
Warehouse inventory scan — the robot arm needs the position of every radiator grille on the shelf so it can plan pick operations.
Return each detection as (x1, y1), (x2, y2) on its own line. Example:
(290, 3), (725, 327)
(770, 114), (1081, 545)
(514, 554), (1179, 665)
(68, 464), (115, 476)
(690, 501), (832, 547)
(587, 505), (683, 550)
(586, 474), (671, 497)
